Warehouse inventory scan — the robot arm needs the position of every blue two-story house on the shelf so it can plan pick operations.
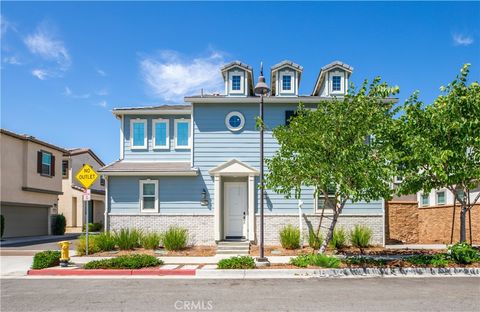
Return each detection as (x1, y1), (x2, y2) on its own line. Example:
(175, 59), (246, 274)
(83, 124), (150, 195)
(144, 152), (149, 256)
(100, 60), (385, 246)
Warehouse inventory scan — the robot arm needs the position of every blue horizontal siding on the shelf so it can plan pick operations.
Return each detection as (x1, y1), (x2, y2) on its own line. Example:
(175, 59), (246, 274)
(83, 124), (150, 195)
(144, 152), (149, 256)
(123, 115), (191, 161)
(193, 102), (383, 215)
(108, 176), (210, 214)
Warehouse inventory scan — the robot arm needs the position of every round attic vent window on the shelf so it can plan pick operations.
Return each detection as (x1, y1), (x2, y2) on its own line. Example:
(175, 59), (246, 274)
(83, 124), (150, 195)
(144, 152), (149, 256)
(225, 111), (245, 132)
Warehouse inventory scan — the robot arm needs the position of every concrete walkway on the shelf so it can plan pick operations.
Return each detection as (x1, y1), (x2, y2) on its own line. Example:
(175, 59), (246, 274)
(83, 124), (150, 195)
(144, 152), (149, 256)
(0, 234), (80, 247)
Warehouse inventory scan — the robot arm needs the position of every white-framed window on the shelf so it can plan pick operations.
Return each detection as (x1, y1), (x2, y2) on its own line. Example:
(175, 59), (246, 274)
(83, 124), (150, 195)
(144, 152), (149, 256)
(332, 76), (341, 91)
(282, 75), (292, 91)
(174, 119), (191, 149)
(316, 186), (336, 212)
(232, 75), (241, 91)
(153, 118), (169, 149)
(130, 119), (147, 149)
(140, 179), (158, 212)
(420, 193), (429, 206)
(228, 70), (245, 94)
(394, 176), (403, 183)
(455, 189), (465, 202)
(436, 190), (446, 205)
(225, 111), (245, 132)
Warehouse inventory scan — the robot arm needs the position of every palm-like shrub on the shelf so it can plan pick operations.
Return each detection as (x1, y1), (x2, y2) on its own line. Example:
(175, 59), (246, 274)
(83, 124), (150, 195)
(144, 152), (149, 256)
(349, 225), (372, 252)
(162, 226), (188, 251)
(114, 228), (142, 250)
(279, 225), (301, 249)
(141, 232), (162, 250)
(329, 227), (348, 249)
(95, 232), (116, 251)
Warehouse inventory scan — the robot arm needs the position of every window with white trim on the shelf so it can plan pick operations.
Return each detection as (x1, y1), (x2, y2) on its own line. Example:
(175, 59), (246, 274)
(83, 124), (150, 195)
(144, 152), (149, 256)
(174, 119), (191, 149)
(282, 75), (292, 91)
(420, 193), (429, 206)
(455, 189), (465, 202)
(332, 76), (341, 91)
(232, 75), (241, 91)
(140, 180), (158, 212)
(153, 118), (169, 149)
(130, 119), (147, 149)
(436, 190), (446, 205)
(316, 186), (336, 212)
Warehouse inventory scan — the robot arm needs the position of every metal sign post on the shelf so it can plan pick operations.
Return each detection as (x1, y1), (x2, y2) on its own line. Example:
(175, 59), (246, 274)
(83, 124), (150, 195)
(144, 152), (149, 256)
(75, 164), (99, 257)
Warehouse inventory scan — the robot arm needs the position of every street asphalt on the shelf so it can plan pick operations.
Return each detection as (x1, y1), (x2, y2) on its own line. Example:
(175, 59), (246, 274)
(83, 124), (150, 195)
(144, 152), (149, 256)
(1, 277), (479, 312)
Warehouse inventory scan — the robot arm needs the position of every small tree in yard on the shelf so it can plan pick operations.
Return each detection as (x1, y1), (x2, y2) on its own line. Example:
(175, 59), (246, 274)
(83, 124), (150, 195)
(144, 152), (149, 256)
(265, 78), (399, 253)
(393, 64), (480, 242)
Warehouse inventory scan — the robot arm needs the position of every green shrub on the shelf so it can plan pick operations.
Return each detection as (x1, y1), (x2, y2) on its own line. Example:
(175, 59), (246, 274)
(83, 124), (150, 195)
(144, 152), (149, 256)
(83, 222), (103, 232)
(114, 228), (142, 250)
(279, 224), (301, 250)
(84, 254), (163, 269)
(329, 227), (348, 249)
(141, 232), (162, 250)
(163, 226), (188, 251)
(349, 225), (372, 249)
(290, 254), (340, 268)
(51, 214), (66, 235)
(76, 235), (100, 256)
(0, 215), (4, 239)
(32, 251), (61, 269)
(407, 254), (450, 267)
(95, 232), (116, 251)
(217, 256), (255, 269)
(308, 230), (322, 250)
(449, 242), (479, 264)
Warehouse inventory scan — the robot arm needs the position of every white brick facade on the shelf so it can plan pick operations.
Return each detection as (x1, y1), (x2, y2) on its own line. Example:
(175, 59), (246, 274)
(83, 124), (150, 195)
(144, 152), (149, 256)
(109, 213), (384, 246)
(256, 214), (384, 246)
(109, 214), (215, 246)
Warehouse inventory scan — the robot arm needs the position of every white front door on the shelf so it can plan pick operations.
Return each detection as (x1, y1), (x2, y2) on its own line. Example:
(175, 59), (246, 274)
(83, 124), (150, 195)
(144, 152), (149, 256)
(224, 182), (247, 238)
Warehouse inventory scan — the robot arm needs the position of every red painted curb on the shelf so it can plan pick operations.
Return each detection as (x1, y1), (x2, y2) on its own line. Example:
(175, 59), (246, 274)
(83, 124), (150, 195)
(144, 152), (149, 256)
(27, 269), (196, 276)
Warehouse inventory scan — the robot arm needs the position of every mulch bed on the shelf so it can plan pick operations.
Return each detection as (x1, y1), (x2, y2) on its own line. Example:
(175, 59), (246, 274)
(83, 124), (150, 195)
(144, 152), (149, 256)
(79, 246), (216, 257)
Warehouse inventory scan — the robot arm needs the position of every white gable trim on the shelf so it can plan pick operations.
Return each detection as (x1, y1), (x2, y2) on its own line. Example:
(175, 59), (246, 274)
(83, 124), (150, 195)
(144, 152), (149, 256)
(208, 159), (259, 176)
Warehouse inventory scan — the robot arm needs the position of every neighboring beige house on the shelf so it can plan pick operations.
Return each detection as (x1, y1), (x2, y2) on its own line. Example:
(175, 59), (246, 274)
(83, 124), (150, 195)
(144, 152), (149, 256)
(0, 129), (65, 238)
(58, 148), (105, 232)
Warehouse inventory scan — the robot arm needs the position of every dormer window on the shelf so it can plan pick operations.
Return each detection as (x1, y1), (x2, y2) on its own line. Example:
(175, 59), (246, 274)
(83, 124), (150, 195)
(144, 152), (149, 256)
(232, 75), (241, 91)
(332, 76), (341, 91)
(282, 75), (292, 91)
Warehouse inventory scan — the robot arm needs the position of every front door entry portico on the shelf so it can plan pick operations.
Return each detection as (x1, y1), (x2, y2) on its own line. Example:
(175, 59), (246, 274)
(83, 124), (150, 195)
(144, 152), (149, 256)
(224, 182), (247, 238)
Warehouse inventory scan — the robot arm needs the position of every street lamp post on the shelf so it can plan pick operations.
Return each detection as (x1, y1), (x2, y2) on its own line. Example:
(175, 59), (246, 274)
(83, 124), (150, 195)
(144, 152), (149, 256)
(254, 63), (270, 266)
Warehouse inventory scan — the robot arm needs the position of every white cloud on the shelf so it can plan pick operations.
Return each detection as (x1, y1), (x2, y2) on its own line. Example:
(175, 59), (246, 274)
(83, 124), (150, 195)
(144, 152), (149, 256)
(3, 56), (22, 65)
(32, 69), (49, 80)
(139, 50), (225, 102)
(24, 22), (70, 73)
(98, 100), (107, 108)
(452, 33), (474, 46)
(96, 68), (107, 77)
(96, 88), (109, 96)
(62, 86), (90, 99)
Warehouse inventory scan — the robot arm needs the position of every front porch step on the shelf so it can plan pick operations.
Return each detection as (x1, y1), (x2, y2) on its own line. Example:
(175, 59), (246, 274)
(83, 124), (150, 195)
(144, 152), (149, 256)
(216, 240), (250, 255)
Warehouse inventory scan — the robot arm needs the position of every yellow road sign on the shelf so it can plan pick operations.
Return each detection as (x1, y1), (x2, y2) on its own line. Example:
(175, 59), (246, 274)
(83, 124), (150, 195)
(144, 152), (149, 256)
(75, 164), (99, 189)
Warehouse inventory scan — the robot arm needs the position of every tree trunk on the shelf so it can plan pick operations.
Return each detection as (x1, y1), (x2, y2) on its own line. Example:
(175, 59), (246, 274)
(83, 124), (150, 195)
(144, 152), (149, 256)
(318, 208), (341, 254)
(460, 206), (467, 243)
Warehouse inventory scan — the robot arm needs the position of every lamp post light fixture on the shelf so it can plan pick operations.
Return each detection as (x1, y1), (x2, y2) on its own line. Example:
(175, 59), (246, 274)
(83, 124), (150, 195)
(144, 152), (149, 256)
(200, 189), (209, 206)
(254, 62), (270, 266)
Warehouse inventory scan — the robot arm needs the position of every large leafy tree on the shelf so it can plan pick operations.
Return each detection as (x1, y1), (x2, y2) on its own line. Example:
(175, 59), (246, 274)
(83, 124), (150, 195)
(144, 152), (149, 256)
(394, 64), (480, 242)
(265, 78), (399, 253)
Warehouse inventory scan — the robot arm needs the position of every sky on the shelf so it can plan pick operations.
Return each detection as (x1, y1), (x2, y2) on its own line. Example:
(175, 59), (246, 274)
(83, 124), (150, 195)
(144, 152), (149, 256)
(1, 1), (479, 164)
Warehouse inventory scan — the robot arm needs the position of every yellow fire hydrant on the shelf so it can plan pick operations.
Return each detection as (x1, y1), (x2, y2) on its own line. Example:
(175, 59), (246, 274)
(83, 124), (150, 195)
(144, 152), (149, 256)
(58, 241), (70, 267)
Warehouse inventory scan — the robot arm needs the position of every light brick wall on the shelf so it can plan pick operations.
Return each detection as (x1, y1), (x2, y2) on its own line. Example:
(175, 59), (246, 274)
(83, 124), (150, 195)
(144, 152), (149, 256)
(109, 215), (215, 246)
(256, 214), (384, 246)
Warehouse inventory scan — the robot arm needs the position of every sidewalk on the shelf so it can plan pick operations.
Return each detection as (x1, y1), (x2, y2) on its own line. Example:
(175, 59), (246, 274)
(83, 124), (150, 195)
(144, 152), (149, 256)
(0, 234), (80, 247)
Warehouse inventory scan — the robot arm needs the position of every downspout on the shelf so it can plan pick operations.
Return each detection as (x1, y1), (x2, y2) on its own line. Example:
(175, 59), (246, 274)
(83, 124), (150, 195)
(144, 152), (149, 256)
(104, 176), (109, 232)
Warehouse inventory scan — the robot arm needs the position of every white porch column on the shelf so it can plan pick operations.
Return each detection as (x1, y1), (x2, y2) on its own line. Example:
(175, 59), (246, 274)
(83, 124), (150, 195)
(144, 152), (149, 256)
(214, 175), (221, 241)
(248, 175), (255, 242)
